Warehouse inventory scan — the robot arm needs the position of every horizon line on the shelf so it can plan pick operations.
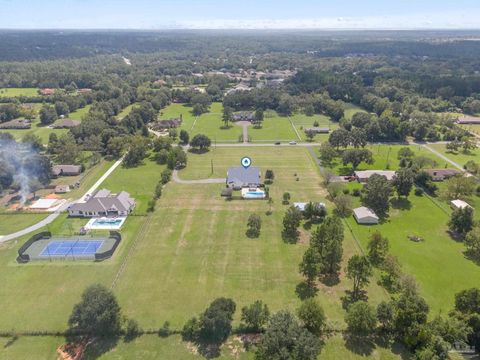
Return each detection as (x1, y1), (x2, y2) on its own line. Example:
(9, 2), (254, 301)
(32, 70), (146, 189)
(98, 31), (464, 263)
(1, 27), (480, 31)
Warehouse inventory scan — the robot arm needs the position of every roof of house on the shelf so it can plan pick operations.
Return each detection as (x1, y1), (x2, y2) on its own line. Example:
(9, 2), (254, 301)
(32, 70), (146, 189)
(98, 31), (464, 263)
(55, 185), (70, 193)
(305, 127), (330, 133)
(151, 118), (182, 129)
(0, 119), (31, 129)
(40, 88), (55, 95)
(232, 112), (254, 121)
(53, 119), (81, 128)
(424, 169), (460, 177)
(354, 170), (396, 181)
(353, 207), (379, 220)
(227, 167), (261, 187)
(52, 165), (82, 175)
(457, 116), (480, 124)
(69, 189), (135, 213)
(451, 199), (472, 209)
(294, 202), (326, 212)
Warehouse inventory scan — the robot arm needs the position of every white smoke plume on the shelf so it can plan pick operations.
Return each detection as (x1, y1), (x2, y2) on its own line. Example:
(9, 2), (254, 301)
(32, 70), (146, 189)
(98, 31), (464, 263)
(0, 137), (50, 206)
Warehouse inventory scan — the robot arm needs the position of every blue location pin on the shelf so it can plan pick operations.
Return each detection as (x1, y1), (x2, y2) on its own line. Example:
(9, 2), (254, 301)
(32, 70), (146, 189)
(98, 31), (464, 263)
(241, 157), (252, 169)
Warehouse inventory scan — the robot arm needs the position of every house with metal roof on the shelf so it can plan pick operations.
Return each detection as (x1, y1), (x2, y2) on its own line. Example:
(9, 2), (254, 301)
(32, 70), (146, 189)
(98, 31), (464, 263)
(68, 189), (136, 217)
(354, 170), (396, 183)
(226, 167), (261, 190)
(450, 199), (472, 210)
(52, 165), (82, 177)
(423, 169), (460, 181)
(353, 207), (379, 225)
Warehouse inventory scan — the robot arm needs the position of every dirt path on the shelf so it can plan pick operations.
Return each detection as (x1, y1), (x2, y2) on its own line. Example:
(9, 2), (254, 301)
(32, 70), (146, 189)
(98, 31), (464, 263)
(235, 121), (250, 143)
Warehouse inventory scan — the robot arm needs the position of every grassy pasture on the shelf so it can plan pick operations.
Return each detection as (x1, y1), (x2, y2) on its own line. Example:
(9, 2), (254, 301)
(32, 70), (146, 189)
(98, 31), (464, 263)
(115, 147), (388, 331)
(68, 104), (91, 120)
(346, 190), (480, 317)
(117, 102), (139, 120)
(0, 88), (39, 97)
(160, 103), (197, 131)
(429, 143), (480, 168)
(326, 144), (453, 175)
(0, 158), (163, 332)
(344, 103), (367, 120)
(191, 103), (241, 141)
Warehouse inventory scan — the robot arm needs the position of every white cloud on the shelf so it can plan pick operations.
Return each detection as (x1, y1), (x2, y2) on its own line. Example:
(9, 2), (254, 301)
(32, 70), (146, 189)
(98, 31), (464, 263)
(171, 12), (480, 30)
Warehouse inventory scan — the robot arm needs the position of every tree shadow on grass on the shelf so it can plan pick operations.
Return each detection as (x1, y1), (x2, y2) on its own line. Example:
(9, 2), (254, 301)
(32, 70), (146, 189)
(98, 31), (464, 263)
(463, 250), (480, 266)
(319, 273), (340, 287)
(344, 334), (375, 357)
(188, 148), (210, 154)
(295, 281), (318, 300)
(390, 198), (412, 211)
(197, 342), (222, 359)
(341, 290), (368, 310)
(78, 336), (119, 360)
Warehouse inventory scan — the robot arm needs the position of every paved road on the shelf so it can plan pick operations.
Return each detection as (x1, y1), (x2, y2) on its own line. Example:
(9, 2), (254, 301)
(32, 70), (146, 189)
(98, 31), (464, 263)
(172, 170), (225, 184)
(0, 158), (124, 242)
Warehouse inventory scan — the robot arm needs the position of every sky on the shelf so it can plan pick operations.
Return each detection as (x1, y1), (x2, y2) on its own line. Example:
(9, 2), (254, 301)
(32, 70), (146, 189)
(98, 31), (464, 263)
(1, 0), (480, 30)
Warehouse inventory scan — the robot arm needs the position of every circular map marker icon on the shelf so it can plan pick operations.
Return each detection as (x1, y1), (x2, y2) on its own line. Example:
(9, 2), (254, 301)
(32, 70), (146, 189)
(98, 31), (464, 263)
(241, 157), (252, 169)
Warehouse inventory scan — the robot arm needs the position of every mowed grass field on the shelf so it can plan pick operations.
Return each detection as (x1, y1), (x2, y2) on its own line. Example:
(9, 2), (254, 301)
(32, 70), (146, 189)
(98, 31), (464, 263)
(429, 143), (480, 168)
(0, 158), (163, 332)
(322, 143), (480, 316)
(115, 147), (389, 331)
(0, 213), (49, 235)
(68, 104), (91, 120)
(0, 88), (39, 97)
(345, 190), (480, 316)
(160, 102), (197, 130)
(0, 147), (406, 359)
(327, 144), (453, 175)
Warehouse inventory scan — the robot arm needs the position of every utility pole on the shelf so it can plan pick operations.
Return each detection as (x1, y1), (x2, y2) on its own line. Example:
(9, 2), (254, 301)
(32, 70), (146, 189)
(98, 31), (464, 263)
(211, 159), (214, 175)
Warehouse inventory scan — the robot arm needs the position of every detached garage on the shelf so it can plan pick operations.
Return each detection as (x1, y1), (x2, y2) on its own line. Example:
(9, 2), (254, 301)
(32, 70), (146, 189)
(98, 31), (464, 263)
(353, 207), (379, 225)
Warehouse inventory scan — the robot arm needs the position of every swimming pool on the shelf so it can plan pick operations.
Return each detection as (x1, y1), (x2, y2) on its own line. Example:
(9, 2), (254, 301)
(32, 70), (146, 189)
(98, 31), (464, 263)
(241, 188), (266, 199)
(85, 216), (127, 230)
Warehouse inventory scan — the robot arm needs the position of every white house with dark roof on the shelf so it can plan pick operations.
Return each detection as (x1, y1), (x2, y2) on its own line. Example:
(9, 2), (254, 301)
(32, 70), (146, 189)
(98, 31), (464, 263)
(226, 167), (261, 190)
(68, 189), (136, 217)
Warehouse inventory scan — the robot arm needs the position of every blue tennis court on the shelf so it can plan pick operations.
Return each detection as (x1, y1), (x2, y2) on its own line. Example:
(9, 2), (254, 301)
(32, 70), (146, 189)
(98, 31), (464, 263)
(39, 240), (104, 257)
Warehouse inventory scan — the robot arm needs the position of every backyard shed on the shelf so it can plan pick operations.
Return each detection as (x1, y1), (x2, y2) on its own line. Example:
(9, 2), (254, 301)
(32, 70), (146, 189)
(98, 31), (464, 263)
(450, 199), (472, 210)
(353, 207), (379, 225)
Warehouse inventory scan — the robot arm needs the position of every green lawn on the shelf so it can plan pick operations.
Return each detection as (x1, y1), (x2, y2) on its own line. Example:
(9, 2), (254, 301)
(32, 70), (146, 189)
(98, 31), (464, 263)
(0, 117), (68, 143)
(69, 104), (91, 120)
(290, 113), (338, 142)
(249, 114), (298, 142)
(160, 103), (197, 131)
(0, 88), (39, 97)
(429, 143), (480, 168)
(0, 158), (163, 332)
(0, 213), (48, 235)
(117, 103), (139, 120)
(116, 147), (388, 332)
(326, 144), (453, 176)
(346, 190), (480, 317)
(192, 103), (242, 142)
(344, 103), (367, 120)
(0, 147), (405, 358)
